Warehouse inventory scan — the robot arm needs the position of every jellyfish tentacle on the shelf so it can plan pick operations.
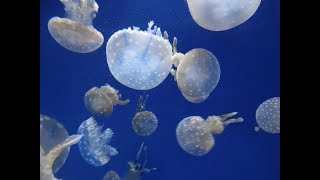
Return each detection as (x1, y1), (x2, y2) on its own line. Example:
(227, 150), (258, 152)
(224, 117), (244, 126)
(117, 99), (130, 105)
(163, 31), (169, 39)
(136, 142), (144, 161)
(219, 112), (238, 121)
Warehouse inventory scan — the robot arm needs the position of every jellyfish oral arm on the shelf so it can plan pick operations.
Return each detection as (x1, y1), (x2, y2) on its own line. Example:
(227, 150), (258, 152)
(117, 99), (130, 105)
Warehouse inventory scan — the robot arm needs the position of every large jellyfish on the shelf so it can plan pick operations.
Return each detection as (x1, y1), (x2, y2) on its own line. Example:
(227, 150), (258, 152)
(103, 170), (120, 180)
(170, 38), (220, 103)
(132, 92), (158, 136)
(78, 117), (119, 166)
(106, 21), (173, 90)
(41, 134), (82, 180)
(255, 97), (280, 133)
(40, 114), (70, 173)
(84, 84), (130, 117)
(176, 112), (243, 156)
(186, 0), (261, 31)
(48, 0), (104, 53)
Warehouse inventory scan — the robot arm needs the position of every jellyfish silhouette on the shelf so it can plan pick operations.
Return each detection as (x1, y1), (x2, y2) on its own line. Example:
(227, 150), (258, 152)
(106, 21), (173, 90)
(78, 117), (119, 166)
(176, 112), (243, 156)
(255, 97), (280, 133)
(84, 84), (130, 117)
(186, 0), (261, 31)
(40, 114), (70, 174)
(103, 170), (120, 180)
(48, 0), (104, 53)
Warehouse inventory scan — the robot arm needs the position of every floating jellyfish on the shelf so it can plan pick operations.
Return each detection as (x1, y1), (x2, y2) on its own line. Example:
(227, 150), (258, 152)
(84, 84), (130, 117)
(40, 114), (70, 173)
(176, 112), (243, 156)
(255, 97), (280, 133)
(170, 38), (220, 103)
(41, 134), (82, 180)
(78, 117), (119, 166)
(48, 0), (104, 53)
(186, 0), (261, 31)
(132, 92), (158, 136)
(103, 170), (120, 180)
(106, 21), (173, 90)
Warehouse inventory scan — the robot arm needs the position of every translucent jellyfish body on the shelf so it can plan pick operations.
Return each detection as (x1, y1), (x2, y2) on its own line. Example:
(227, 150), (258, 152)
(106, 21), (173, 90)
(40, 114), (70, 173)
(103, 170), (120, 180)
(186, 0), (261, 31)
(84, 84), (130, 117)
(255, 97), (280, 133)
(48, 0), (104, 53)
(78, 117), (119, 166)
(176, 112), (243, 156)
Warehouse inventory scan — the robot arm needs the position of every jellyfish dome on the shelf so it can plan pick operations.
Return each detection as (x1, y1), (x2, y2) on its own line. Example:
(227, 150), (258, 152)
(103, 170), (120, 180)
(175, 48), (220, 103)
(48, 0), (104, 53)
(186, 0), (261, 31)
(176, 112), (243, 156)
(106, 21), (173, 90)
(78, 117), (119, 166)
(84, 84), (130, 117)
(40, 114), (70, 173)
(132, 111), (158, 136)
(256, 97), (280, 133)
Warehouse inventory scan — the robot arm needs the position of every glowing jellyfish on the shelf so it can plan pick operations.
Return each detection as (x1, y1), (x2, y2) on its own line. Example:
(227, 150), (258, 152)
(103, 170), (120, 180)
(48, 0), (104, 53)
(40, 114), (70, 173)
(132, 93), (158, 136)
(106, 21), (173, 90)
(176, 112), (243, 156)
(186, 0), (261, 31)
(171, 39), (220, 103)
(78, 117), (119, 166)
(41, 134), (82, 180)
(255, 97), (280, 133)
(84, 84), (130, 117)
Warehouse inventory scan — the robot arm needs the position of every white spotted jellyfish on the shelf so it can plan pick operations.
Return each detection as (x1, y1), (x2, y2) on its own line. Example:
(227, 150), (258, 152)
(48, 0), (104, 53)
(186, 0), (261, 31)
(176, 112), (243, 156)
(255, 97), (280, 133)
(84, 84), (130, 117)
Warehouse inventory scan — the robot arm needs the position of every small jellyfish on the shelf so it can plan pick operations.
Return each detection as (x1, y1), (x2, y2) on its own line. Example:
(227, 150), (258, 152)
(40, 114), (70, 173)
(41, 134), (82, 180)
(48, 0), (104, 53)
(84, 84), (130, 117)
(78, 117), (119, 166)
(256, 97), (280, 133)
(176, 112), (243, 156)
(106, 21), (173, 90)
(186, 0), (261, 31)
(103, 170), (120, 180)
(132, 93), (158, 136)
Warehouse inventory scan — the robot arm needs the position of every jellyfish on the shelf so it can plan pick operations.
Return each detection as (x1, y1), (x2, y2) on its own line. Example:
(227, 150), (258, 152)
(41, 134), (82, 180)
(84, 84), (130, 117)
(103, 170), (120, 180)
(255, 97), (280, 133)
(40, 114), (70, 173)
(48, 0), (104, 53)
(176, 112), (243, 156)
(78, 117), (119, 166)
(132, 92), (158, 136)
(186, 0), (261, 31)
(106, 21), (173, 90)
(170, 38), (220, 103)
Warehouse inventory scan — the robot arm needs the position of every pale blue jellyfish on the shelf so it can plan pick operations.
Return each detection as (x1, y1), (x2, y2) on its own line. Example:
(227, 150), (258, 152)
(103, 170), (120, 180)
(186, 0), (261, 31)
(106, 21), (173, 90)
(48, 0), (104, 53)
(176, 112), (243, 156)
(78, 117), (119, 166)
(255, 97), (280, 133)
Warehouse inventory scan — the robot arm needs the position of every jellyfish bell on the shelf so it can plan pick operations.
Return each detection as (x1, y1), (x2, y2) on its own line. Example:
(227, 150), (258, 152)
(132, 111), (158, 136)
(48, 0), (104, 53)
(256, 97), (280, 133)
(106, 21), (173, 90)
(186, 0), (261, 31)
(103, 170), (120, 180)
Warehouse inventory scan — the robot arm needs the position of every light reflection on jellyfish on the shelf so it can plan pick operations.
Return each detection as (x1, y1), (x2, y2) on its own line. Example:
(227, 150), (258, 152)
(186, 0), (261, 31)
(84, 84), (130, 117)
(78, 117), (119, 166)
(255, 97), (280, 133)
(48, 0), (104, 53)
(176, 112), (243, 156)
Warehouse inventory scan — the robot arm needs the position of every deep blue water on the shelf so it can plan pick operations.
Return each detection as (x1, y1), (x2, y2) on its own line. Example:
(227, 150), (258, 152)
(40, 0), (280, 180)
